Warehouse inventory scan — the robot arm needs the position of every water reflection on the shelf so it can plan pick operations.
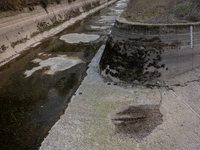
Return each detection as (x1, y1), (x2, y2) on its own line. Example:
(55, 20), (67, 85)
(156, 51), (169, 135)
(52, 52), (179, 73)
(0, 1), (128, 149)
(0, 62), (86, 149)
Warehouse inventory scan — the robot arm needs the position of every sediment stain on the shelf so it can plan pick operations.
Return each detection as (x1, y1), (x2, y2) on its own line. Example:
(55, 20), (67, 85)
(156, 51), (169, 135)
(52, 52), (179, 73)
(111, 105), (163, 139)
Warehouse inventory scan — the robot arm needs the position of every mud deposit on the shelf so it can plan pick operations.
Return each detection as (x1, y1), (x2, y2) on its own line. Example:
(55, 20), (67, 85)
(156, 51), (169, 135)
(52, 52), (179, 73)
(111, 105), (163, 139)
(100, 35), (181, 83)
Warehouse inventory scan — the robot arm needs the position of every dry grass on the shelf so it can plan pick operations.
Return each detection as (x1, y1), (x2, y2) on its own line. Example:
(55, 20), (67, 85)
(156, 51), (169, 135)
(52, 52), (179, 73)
(121, 0), (200, 23)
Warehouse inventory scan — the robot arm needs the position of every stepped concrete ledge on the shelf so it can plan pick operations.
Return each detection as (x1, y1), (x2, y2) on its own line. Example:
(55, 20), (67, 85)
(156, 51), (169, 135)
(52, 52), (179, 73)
(99, 12), (200, 84)
(0, 0), (116, 66)
(40, 45), (200, 150)
(117, 15), (200, 26)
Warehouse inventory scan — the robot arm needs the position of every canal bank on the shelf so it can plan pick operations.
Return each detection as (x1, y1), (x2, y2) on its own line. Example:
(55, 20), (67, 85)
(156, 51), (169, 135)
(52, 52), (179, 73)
(100, 15), (200, 84)
(0, 0), (116, 66)
(39, 33), (200, 150)
(40, 1), (200, 149)
(0, 1), (127, 149)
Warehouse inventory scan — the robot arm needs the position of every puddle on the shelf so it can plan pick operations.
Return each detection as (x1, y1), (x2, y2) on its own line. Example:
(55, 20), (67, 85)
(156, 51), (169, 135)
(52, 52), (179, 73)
(24, 55), (85, 77)
(111, 105), (163, 139)
(59, 33), (100, 44)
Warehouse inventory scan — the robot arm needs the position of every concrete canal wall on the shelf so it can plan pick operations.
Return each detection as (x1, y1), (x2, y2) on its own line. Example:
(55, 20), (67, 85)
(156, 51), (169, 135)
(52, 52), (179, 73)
(100, 15), (200, 84)
(0, 0), (116, 66)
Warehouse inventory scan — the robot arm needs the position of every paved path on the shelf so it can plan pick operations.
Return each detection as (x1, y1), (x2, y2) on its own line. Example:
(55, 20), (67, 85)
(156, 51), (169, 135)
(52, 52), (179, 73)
(40, 45), (200, 150)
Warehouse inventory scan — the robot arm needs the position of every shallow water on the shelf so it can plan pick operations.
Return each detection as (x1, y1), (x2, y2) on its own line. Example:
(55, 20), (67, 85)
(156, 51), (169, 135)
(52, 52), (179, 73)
(60, 33), (100, 44)
(0, 1), (128, 150)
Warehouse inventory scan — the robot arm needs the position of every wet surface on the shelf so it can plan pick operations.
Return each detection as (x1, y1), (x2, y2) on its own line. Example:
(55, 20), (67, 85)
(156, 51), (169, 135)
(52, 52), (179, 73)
(24, 55), (85, 77)
(0, 1), (128, 150)
(59, 33), (100, 44)
(111, 105), (163, 139)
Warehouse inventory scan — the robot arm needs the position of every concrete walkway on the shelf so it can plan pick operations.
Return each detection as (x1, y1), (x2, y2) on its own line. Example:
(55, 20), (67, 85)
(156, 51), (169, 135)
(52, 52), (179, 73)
(40, 45), (200, 149)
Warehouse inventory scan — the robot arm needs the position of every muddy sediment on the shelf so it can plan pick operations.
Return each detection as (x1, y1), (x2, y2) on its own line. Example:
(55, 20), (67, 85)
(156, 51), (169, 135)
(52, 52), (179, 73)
(100, 34), (181, 83)
(111, 105), (163, 139)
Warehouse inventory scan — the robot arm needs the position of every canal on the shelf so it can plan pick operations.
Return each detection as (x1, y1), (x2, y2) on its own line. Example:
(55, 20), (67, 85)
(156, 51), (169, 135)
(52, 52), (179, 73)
(0, 1), (128, 149)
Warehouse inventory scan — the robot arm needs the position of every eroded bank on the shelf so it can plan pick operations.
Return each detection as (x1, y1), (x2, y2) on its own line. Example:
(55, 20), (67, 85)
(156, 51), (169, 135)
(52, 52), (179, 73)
(100, 15), (200, 84)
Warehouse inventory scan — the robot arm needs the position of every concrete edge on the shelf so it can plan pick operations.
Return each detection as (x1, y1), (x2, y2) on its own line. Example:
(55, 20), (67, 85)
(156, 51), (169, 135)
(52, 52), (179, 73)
(117, 13), (200, 26)
(0, 0), (117, 67)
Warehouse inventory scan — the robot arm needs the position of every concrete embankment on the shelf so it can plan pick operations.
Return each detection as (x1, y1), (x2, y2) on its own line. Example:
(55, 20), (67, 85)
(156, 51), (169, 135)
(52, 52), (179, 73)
(39, 38), (200, 150)
(39, 1), (200, 149)
(100, 15), (200, 83)
(0, 0), (115, 66)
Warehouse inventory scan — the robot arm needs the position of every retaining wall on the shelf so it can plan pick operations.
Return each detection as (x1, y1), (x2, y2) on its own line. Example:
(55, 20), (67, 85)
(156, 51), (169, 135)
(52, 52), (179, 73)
(99, 15), (200, 84)
(0, 0), (115, 66)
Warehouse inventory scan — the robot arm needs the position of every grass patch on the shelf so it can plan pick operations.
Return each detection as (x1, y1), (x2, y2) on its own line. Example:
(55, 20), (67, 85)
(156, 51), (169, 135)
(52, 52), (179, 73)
(121, 0), (200, 24)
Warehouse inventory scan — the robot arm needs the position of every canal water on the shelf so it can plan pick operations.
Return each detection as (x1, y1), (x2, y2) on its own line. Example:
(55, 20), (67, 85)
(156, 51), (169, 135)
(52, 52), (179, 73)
(0, 1), (128, 149)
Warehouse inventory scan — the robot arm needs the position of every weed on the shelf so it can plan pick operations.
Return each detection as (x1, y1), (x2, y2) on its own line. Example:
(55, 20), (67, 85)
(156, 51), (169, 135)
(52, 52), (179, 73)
(30, 31), (40, 38)
(0, 45), (8, 53)
(11, 36), (30, 48)
(64, 8), (81, 20)
(36, 21), (51, 32)
(92, 1), (100, 8)
(82, 3), (93, 12)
